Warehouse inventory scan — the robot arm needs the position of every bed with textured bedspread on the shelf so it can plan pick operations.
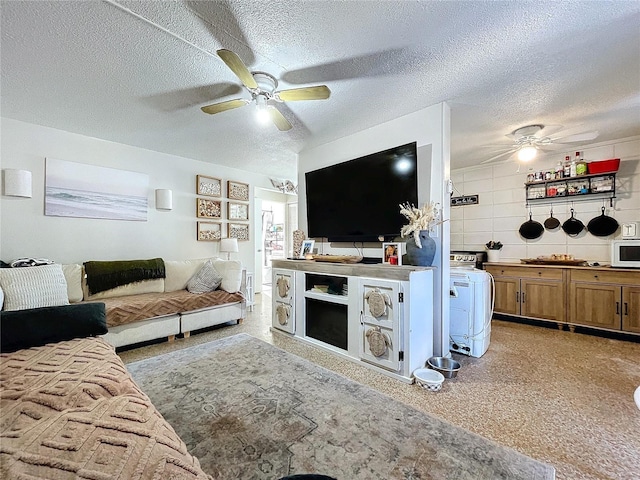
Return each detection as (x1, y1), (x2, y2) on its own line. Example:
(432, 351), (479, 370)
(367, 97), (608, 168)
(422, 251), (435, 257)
(0, 336), (211, 479)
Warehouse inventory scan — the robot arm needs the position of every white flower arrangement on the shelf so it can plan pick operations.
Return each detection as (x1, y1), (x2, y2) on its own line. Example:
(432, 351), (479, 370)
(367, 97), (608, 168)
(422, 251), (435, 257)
(399, 201), (443, 248)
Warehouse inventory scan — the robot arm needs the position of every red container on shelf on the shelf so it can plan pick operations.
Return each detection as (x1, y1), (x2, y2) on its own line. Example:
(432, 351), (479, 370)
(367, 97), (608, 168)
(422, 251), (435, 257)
(588, 158), (620, 174)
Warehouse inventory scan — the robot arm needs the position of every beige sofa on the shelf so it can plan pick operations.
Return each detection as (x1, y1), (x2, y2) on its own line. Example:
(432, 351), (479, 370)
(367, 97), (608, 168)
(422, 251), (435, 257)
(0, 257), (246, 349)
(0, 332), (211, 479)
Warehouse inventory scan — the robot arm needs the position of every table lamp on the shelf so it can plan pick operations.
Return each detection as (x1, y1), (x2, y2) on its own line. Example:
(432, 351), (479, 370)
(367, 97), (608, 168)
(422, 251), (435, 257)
(220, 238), (238, 260)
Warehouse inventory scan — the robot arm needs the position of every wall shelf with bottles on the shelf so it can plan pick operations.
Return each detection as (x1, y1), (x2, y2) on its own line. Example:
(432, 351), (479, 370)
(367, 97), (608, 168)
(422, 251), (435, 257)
(525, 172), (616, 206)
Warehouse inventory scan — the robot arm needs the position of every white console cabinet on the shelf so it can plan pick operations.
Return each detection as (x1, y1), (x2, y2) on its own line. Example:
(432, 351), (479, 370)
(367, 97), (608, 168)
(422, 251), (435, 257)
(271, 259), (435, 383)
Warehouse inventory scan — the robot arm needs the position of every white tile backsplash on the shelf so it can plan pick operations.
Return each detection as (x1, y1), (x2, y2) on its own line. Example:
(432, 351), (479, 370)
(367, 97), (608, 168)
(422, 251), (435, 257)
(451, 137), (640, 264)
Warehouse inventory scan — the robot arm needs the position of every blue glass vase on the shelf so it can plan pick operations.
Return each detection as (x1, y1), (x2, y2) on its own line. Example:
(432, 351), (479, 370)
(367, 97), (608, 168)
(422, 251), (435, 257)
(405, 230), (436, 266)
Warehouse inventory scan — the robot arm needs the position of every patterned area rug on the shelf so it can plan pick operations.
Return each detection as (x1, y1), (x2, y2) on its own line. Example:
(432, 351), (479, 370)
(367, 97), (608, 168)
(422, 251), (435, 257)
(126, 334), (555, 480)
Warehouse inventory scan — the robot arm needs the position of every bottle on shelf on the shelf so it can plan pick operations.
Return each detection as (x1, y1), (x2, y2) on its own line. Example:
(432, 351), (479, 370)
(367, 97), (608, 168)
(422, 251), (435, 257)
(570, 155), (577, 177)
(563, 156), (571, 178)
(555, 161), (564, 179)
(575, 151), (588, 175)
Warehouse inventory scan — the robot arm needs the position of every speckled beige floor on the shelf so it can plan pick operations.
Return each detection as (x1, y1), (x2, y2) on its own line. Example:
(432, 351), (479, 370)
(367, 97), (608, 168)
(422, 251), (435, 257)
(119, 291), (640, 480)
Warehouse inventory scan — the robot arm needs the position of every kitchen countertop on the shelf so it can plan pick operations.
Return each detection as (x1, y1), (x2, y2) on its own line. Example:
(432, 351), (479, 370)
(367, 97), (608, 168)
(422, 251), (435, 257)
(484, 262), (640, 273)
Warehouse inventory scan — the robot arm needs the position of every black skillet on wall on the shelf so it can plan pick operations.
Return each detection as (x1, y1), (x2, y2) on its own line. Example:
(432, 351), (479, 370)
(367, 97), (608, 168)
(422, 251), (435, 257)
(543, 207), (561, 230)
(519, 210), (544, 240)
(587, 206), (619, 237)
(561, 208), (585, 236)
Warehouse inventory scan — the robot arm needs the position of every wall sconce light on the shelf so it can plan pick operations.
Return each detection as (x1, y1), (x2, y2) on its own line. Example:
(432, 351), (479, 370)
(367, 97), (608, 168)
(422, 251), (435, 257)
(3, 169), (32, 198)
(155, 189), (173, 210)
(219, 238), (239, 260)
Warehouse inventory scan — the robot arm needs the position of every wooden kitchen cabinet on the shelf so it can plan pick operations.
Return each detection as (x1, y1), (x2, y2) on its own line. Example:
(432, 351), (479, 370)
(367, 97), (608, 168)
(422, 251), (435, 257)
(486, 263), (640, 336)
(569, 269), (640, 333)
(485, 265), (565, 323)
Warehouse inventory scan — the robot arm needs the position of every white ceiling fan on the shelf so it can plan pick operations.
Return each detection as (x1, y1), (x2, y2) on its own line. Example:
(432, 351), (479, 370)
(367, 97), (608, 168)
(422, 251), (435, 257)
(201, 49), (331, 131)
(481, 124), (599, 164)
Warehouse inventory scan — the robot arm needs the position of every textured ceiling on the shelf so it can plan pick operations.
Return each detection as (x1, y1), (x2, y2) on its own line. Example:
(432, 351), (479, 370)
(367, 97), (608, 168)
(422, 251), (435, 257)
(2, 1), (639, 179)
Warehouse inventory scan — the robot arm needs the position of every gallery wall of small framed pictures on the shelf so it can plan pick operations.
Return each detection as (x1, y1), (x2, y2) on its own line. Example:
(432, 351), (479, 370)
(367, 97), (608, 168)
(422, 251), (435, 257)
(196, 175), (250, 241)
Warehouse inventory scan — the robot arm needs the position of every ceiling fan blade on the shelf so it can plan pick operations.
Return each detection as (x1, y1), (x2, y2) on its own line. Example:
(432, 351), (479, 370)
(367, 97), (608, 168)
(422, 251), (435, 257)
(217, 49), (258, 90)
(551, 131), (599, 143)
(201, 98), (248, 115)
(268, 106), (292, 131)
(480, 149), (517, 164)
(276, 85), (331, 101)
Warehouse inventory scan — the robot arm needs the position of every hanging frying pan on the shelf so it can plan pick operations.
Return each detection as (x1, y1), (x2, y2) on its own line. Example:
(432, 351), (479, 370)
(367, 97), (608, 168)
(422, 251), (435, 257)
(544, 207), (560, 230)
(562, 208), (585, 236)
(587, 206), (619, 237)
(519, 210), (544, 240)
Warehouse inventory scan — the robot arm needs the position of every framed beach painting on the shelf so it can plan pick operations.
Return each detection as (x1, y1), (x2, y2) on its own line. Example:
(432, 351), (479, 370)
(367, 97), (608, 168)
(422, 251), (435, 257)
(197, 222), (221, 241)
(196, 175), (221, 197)
(45, 158), (149, 221)
(196, 198), (222, 219)
(227, 180), (249, 201)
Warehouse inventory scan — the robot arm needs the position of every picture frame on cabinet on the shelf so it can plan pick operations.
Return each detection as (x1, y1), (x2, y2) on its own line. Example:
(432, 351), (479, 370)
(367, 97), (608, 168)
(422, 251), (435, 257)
(196, 175), (222, 197)
(197, 222), (221, 241)
(196, 198), (221, 218)
(228, 222), (249, 241)
(228, 202), (249, 221)
(382, 242), (402, 265)
(227, 180), (250, 201)
(300, 239), (315, 259)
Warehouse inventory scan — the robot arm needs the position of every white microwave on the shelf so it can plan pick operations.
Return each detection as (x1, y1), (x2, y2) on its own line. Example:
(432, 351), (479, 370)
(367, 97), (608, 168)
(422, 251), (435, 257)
(611, 240), (640, 268)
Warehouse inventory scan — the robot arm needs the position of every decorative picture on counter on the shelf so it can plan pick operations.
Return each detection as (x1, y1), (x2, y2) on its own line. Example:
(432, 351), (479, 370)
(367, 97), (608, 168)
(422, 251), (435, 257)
(228, 222), (249, 241)
(228, 202), (249, 221)
(196, 198), (221, 218)
(197, 222), (221, 241)
(196, 175), (221, 197)
(382, 242), (402, 265)
(300, 239), (315, 259)
(227, 180), (249, 201)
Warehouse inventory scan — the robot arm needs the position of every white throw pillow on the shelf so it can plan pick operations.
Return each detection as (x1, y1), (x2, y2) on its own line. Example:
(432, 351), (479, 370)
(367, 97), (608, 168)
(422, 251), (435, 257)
(164, 259), (207, 292)
(0, 264), (70, 311)
(62, 264), (84, 303)
(187, 260), (223, 294)
(212, 258), (243, 293)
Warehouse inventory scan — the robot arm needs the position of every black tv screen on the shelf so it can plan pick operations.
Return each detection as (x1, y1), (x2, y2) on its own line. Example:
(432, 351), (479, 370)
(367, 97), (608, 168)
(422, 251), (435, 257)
(305, 142), (418, 242)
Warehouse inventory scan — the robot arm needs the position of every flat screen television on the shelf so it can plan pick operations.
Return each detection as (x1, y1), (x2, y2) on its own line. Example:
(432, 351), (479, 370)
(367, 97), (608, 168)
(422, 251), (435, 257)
(305, 142), (418, 242)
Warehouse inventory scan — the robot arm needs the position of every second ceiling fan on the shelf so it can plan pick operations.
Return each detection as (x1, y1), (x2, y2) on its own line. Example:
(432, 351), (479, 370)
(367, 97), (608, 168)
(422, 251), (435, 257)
(201, 49), (331, 131)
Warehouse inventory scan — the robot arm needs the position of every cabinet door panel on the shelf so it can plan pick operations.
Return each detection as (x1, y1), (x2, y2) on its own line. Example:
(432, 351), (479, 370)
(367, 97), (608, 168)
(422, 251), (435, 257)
(570, 283), (620, 330)
(521, 279), (565, 322)
(622, 286), (640, 333)
(492, 277), (519, 315)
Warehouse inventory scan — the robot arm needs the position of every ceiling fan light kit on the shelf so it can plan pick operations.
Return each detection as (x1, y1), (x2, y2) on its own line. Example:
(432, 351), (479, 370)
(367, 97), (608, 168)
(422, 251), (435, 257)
(200, 49), (331, 132)
(481, 124), (599, 166)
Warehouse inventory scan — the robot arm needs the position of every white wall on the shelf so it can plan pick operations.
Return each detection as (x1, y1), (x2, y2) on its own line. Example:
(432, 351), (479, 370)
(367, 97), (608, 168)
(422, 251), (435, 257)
(0, 118), (278, 270)
(298, 103), (451, 356)
(450, 136), (640, 263)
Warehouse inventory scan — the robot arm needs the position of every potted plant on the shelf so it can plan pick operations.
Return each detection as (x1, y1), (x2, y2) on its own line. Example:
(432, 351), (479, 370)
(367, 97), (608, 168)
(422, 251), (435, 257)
(399, 202), (444, 266)
(485, 241), (503, 263)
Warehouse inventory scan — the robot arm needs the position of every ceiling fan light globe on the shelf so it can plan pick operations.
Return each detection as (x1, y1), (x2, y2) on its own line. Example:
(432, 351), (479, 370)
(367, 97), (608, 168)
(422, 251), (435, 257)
(518, 145), (537, 162)
(256, 105), (271, 124)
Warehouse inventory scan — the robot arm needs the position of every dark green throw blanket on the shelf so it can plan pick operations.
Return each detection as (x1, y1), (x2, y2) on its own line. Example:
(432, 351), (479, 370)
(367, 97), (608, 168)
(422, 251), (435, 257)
(84, 258), (165, 295)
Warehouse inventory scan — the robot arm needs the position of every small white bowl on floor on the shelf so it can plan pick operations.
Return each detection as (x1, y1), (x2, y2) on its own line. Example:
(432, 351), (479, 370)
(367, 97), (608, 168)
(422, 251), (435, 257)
(413, 368), (445, 391)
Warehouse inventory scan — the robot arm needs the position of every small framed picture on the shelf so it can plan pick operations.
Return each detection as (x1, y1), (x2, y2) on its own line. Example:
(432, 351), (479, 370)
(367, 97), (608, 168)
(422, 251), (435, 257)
(228, 202), (249, 221)
(196, 198), (222, 218)
(300, 239), (315, 259)
(382, 242), (402, 265)
(196, 175), (222, 197)
(197, 222), (221, 241)
(228, 222), (249, 241)
(228, 180), (250, 201)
